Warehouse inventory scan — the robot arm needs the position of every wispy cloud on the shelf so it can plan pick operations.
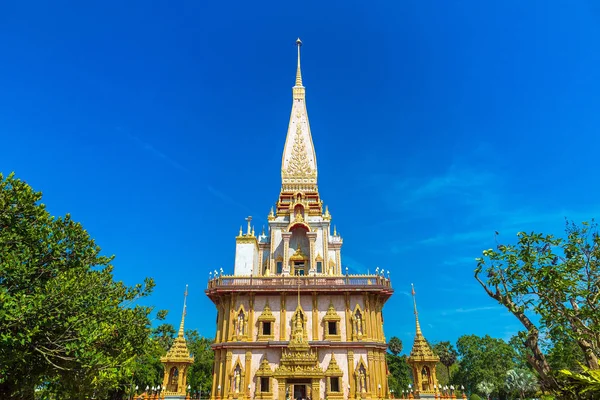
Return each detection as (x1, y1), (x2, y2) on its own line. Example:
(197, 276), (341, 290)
(206, 185), (250, 211)
(440, 306), (505, 316)
(399, 164), (497, 206)
(121, 128), (189, 172)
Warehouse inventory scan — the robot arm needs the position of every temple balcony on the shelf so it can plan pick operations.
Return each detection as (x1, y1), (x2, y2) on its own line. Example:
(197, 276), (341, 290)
(205, 274), (393, 300)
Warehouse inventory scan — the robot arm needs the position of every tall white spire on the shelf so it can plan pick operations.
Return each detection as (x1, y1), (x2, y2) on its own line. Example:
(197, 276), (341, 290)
(281, 38), (318, 192)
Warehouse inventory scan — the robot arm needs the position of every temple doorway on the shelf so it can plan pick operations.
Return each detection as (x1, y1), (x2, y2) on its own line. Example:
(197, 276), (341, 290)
(289, 380), (311, 400)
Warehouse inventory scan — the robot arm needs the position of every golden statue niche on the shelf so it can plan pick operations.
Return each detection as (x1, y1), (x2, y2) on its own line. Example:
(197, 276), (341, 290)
(161, 285), (194, 398)
(406, 284), (439, 398)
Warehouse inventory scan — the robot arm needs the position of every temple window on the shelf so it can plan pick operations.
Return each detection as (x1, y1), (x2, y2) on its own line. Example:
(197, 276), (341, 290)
(316, 261), (323, 273)
(263, 321), (272, 336)
(328, 321), (337, 335)
(323, 301), (341, 341)
(330, 377), (340, 392)
(260, 377), (269, 393)
(257, 301), (276, 341)
(276, 261), (283, 274)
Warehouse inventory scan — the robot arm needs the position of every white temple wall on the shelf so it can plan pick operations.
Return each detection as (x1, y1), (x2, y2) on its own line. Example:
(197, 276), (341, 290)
(234, 242), (257, 276)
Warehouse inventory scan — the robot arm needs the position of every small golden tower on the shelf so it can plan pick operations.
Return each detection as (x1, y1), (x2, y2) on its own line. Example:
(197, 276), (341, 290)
(161, 285), (195, 399)
(407, 284), (439, 399)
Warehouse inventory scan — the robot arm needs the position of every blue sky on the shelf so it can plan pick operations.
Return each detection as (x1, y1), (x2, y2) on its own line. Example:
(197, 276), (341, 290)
(2, 1), (600, 351)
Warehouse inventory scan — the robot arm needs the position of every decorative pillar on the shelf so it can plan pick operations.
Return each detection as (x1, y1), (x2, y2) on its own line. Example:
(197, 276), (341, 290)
(364, 295), (372, 340)
(348, 351), (355, 399)
(370, 295), (377, 342)
(245, 351), (252, 400)
(224, 351), (232, 399)
(269, 229), (276, 274)
(307, 232), (317, 272)
(258, 247), (264, 275)
(323, 225), (329, 271)
(335, 248), (341, 275)
(249, 294), (255, 341)
(312, 292), (318, 340)
(278, 381), (286, 400)
(280, 293), (286, 340)
(212, 350), (221, 399)
(282, 232), (292, 274)
(345, 293), (352, 342)
(312, 379), (321, 400)
(216, 350), (225, 400)
(368, 351), (375, 399)
(216, 301), (224, 343)
(228, 295), (236, 341)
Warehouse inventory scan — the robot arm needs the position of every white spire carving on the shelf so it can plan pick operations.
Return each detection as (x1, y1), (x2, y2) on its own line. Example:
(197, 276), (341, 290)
(281, 38), (318, 191)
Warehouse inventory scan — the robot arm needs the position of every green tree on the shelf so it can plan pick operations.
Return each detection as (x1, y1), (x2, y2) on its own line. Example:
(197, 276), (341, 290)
(559, 364), (600, 399)
(505, 368), (538, 399)
(474, 221), (600, 392)
(0, 173), (160, 399)
(547, 336), (586, 372)
(476, 381), (494, 400)
(385, 337), (412, 394)
(453, 335), (516, 399)
(388, 336), (403, 356)
(186, 329), (214, 397)
(432, 341), (458, 382)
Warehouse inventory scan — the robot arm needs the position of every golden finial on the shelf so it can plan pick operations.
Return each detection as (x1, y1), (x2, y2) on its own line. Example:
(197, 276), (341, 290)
(268, 206), (275, 221)
(239, 226), (243, 236)
(261, 225), (265, 236)
(333, 225), (337, 236)
(178, 284), (189, 338)
(411, 283), (423, 336)
(295, 38), (303, 87)
(251, 226), (255, 236)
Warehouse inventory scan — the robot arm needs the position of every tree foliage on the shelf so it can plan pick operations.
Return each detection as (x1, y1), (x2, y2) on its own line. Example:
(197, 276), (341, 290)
(432, 341), (458, 382)
(385, 337), (412, 394)
(0, 173), (160, 399)
(388, 336), (403, 356)
(186, 329), (214, 395)
(559, 364), (600, 399)
(476, 381), (494, 399)
(474, 221), (600, 391)
(453, 334), (516, 399)
(504, 368), (538, 399)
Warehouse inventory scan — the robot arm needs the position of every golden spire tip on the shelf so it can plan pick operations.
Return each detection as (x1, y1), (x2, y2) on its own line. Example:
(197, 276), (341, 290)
(178, 284), (189, 337)
(295, 38), (303, 87)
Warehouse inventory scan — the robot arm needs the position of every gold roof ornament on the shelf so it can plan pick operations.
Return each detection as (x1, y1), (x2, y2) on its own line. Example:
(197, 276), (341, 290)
(161, 285), (194, 364)
(323, 300), (341, 321)
(407, 284), (439, 362)
(323, 205), (331, 220)
(325, 355), (343, 376)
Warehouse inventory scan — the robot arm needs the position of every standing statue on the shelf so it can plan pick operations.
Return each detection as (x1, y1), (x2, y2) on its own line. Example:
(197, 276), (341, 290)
(359, 370), (366, 393)
(234, 370), (241, 393)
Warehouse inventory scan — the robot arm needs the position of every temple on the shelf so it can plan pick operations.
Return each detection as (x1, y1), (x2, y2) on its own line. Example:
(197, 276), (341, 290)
(406, 285), (439, 399)
(161, 285), (194, 399)
(206, 39), (394, 400)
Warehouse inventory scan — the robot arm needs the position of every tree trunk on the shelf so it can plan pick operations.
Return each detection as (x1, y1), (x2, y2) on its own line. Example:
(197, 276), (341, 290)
(577, 338), (599, 369)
